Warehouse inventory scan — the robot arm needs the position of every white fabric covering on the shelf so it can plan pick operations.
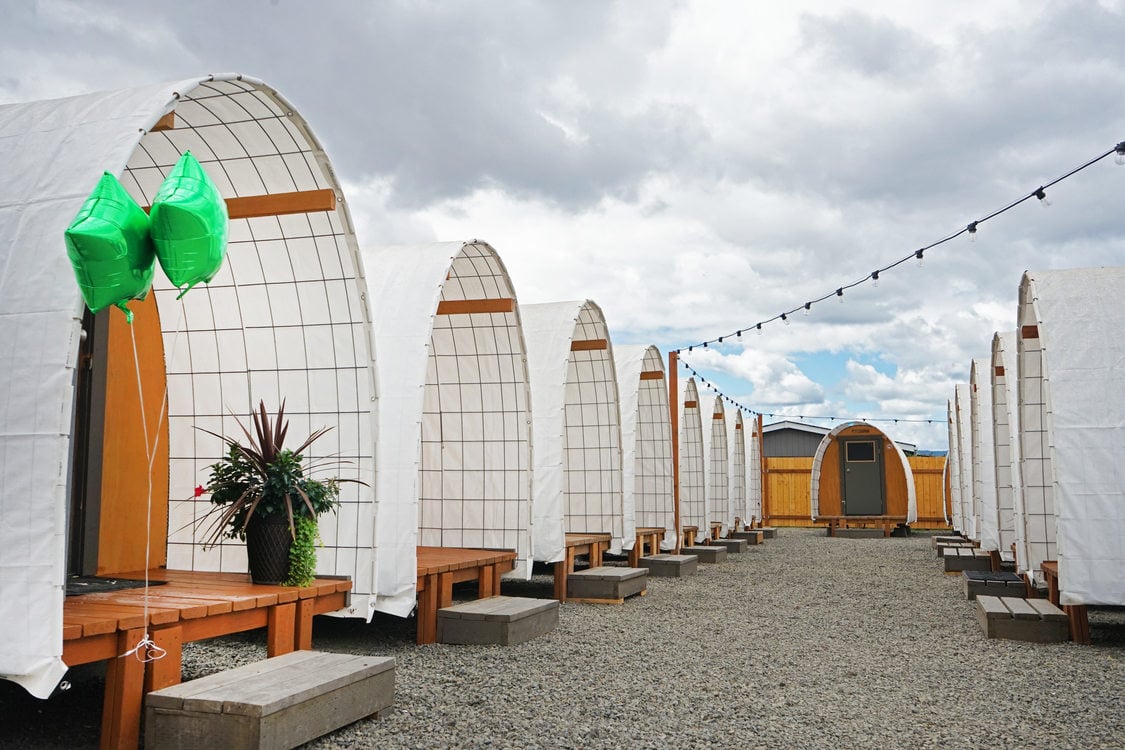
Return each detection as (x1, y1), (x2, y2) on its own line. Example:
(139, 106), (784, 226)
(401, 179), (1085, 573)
(612, 345), (675, 550)
(970, 359), (999, 551)
(991, 331), (1022, 566)
(954, 385), (974, 539)
(678, 378), (706, 543)
(1018, 268), (1125, 605)
(364, 241), (533, 617)
(699, 395), (730, 536)
(809, 421), (917, 522)
(522, 301), (625, 561)
(746, 418), (763, 525)
(728, 410), (747, 530)
(946, 400), (963, 533)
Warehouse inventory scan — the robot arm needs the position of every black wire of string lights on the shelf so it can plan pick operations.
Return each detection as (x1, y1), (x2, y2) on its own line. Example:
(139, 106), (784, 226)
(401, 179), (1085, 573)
(672, 140), (1125, 355)
(678, 359), (941, 424)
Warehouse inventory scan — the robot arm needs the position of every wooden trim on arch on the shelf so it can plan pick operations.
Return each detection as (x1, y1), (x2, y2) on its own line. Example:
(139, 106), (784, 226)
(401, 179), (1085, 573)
(1020, 324), (1039, 339)
(639, 371), (664, 380)
(143, 188), (337, 220)
(436, 298), (515, 315)
(735, 423), (743, 429)
(570, 339), (608, 351)
(683, 400), (698, 408)
(713, 413), (724, 419)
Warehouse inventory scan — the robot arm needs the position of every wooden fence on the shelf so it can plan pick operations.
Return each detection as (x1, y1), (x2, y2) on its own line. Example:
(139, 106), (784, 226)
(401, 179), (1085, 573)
(762, 455), (949, 530)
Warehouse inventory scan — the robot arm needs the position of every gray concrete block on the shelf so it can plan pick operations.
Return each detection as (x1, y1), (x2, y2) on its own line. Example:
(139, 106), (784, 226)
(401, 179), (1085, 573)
(962, 571), (1026, 600)
(710, 538), (748, 553)
(639, 554), (698, 577)
(943, 547), (992, 573)
(437, 596), (559, 646)
(145, 650), (395, 750)
(759, 527), (779, 539)
(833, 528), (885, 539)
(976, 595), (1068, 643)
(679, 545), (727, 563)
(932, 535), (964, 548)
(730, 530), (763, 545)
(567, 566), (648, 600)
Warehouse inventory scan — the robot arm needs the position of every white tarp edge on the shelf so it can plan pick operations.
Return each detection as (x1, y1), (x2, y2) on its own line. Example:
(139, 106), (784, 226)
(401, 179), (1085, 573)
(971, 358), (1000, 551)
(955, 385), (974, 539)
(0, 77), (207, 697)
(947, 400), (962, 533)
(698, 395), (730, 537)
(612, 345), (646, 551)
(993, 331), (1024, 568)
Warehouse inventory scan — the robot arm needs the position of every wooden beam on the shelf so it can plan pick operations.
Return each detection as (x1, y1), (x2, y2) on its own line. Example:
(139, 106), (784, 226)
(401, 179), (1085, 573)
(683, 400), (697, 408)
(1020, 324), (1039, 339)
(436, 298), (514, 315)
(713, 413), (724, 419)
(143, 188), (337, 220)
(735, 423), (742, 429)
(639, 371), (664, 380)
(570, 338), (608, 351)
(151, 112), (175, 132)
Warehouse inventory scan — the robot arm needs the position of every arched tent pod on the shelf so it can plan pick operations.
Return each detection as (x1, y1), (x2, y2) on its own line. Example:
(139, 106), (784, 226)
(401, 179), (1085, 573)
(0, 75), (375, 697)
(678, 377), (707, 544)
(990, 331), (1022, 567)
(522, 300), (625, 562)
(746, 416), (764, 525)
(364, 240), (533, 617)
(946, 400), (963, 533)
(1018, 268), (1125, 605)
(810, 422), (917, 523)
(613, 344), (675, 551)
(699, 394), (730, 538)
(954, 384), (974, 539)
(970, 358), (999, 552)
(728, 410), (747, 530)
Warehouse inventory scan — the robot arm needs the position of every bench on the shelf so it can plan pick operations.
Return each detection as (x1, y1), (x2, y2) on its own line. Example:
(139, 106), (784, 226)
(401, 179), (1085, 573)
(437, 596), (559, 645)
(962, 570), (1026, 600)
(567, 566), (648, 603)
(639, 553), (698, 577)
(628, 527), (666, 567)
(818, 515), (904, 538)
(681, 525), (699, 547)
(709, 522), (724, 541)
(975, 596), (1069, 643)
(145, 650), (395, 749)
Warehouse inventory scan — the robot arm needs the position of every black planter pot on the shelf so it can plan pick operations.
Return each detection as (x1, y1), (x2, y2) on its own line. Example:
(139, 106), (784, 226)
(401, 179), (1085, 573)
(245, 514), (293, 585)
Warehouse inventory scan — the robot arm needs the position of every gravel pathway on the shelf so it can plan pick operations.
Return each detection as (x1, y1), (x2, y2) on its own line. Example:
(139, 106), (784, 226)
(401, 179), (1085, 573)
(3, 528), (1123, 749)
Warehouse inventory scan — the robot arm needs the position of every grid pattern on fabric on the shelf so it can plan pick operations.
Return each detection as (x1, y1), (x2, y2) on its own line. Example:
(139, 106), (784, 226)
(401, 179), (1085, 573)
(562, 305), (623, 540)
(1018, 326), (1054, 578)
(679, 379), (706, 538)
(991, 356), (1018, 560)
(747, 425), (762, 523)
(707, 398), (729, 527)
(947, 404), (963, 532)
(418, 244), (531, 555)
(729, 411), (746, 527)
(955, 390), (973, 538)
(633, 347), (674, 533)
(124, 79), (375, 590)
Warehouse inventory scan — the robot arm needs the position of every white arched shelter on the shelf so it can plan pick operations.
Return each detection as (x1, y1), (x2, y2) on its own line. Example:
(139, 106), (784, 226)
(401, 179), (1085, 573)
(1018, 268), (1125, 605)
(728, 410), (747, 530)
(946, 400), (963, 533)
(700, 395), (730, 537)
(523, 301), (625, 562)
(954, 384), (974, 539)
(746, 417), (763, 525)
(365, 240), (533, 616)
(678, 377), (707, 543)
(990, 331), (1022, 566)
(613, 345), (675, 550)
(970, 358), (999, 552)
(0, 76), (375, 696)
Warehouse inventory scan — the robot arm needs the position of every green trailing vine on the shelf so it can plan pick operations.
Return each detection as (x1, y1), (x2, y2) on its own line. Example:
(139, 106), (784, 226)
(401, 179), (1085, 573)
(284, 515), (321, 587)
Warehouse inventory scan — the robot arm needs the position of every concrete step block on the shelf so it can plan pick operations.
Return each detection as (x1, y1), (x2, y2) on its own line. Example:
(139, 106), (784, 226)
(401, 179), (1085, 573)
(567, 566), (648, 602)
(759, 527), (779, 539)
(942, 547), (992, 572)
(962, 570), (1027, 600)
(833, 528), (885, 539)
(639, 554), (698, 577)
(437, 596), (559, 646)
(976, 595), (1069, 642)
(679, 545), (727, 563)
(730, 530), (763, 545)
(710, 538), (748, 553)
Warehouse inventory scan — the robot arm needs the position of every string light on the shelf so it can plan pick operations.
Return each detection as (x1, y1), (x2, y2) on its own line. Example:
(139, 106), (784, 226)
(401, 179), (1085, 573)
(668, 141), (1122, 351)
(1034, 187), (1050, 207)
(803, 302), (812, 315)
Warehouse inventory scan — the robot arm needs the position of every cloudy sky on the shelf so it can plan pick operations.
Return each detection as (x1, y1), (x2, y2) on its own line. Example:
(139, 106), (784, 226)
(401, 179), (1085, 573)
(4, 0), (1125, 449)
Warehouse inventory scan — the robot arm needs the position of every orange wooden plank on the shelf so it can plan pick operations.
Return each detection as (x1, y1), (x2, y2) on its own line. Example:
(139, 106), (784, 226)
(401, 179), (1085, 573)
(145, 625), (183, 693)
(150, 112), (175, 131)
(1021, 324), (1039, 339)
(436, 298), (515, 315)
(570, 339), (608, 351)
(639, 370), (663, 380)
(101, 627), (146, 750)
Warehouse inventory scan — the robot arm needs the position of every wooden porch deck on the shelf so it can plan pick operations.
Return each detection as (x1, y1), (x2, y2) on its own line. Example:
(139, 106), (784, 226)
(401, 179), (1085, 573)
(415, 546), (517, 645)
(63, 570), (350, 750)
(553, 533), (612, 602)
(817, 515), (908, 537)
(628, 527), (665, 567)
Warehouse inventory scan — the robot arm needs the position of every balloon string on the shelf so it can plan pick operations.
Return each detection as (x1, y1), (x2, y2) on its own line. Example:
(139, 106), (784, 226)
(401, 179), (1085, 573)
(121, 300), (185, 663)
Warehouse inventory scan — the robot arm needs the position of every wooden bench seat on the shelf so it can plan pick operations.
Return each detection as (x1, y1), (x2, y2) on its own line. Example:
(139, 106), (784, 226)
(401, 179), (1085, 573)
(817, 515), (906, 538)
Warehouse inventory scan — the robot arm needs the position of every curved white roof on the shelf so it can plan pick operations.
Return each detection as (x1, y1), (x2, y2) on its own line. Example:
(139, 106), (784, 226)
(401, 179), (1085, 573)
(522, 300), (625, 562)
(970, 358), (999, 551)
(364, 240), (533, 616)
(954, 384), (973, 537)
(946, 400), (961, 531)
(809, 421), (917, 522)
(1018, 267), (1125, 605)
(0, 75), (376, 696)
(678, 377), (706, 543)
(699, 395), (730, 536)
(613, 344), (674, 550)
(746, 416), (763, 524)
(990, 331), (1022, 567)
(728, 410), (747, 530)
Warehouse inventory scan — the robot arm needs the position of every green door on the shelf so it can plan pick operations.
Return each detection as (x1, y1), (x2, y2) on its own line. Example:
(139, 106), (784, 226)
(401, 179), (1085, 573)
(840, 437), (885, 515)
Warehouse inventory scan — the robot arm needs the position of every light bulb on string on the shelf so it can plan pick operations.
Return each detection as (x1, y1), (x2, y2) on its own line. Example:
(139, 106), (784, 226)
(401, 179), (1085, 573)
(781, 313), (789, 325)
(1116, 142), (1125, 166)
(914, 249), (924, 267)
(1035, 187), (1050, 208)
(803, 302), (811, 316)
(836, 288), (844, 303)
(967, 222), (978, 242)
(871, 270), (880, 287)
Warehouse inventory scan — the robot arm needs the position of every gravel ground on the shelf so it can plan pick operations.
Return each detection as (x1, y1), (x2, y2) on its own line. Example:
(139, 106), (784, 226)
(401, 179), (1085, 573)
(3, 528), (1124, 749)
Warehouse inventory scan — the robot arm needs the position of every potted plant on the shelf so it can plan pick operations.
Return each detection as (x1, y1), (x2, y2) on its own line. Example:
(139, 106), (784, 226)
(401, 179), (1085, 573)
(199, 400), (356, 586)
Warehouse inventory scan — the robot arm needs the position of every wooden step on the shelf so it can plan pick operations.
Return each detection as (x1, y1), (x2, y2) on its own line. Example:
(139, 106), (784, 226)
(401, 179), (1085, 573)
(943, 547), (993, 573)
(729, 530), (763, 545)
(567, 566), (648, 603)
(639, 554), (698, 577)
(680, 545), (727, 563)
(709, 538), (748, 553)
(437, 596), (559, 645)
(976, 596), (1069, 643)
(962, 570), (1026, 600)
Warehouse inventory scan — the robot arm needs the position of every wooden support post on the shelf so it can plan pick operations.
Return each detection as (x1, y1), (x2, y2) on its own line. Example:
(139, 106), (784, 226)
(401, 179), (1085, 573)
(145, 625), (183, 693)
(266, 602), (296, 657)
(100, 627), (146, 750)
(438, 572), (454, 610)
(294, 597), (315, 651)
(417, 575), (438, 645)
(669, 350), (680, 553)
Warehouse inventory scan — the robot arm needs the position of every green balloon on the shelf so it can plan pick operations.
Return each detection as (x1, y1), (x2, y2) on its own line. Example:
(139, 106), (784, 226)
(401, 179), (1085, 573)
(64, 172), (155, 323)
(150, 151), (228, 296)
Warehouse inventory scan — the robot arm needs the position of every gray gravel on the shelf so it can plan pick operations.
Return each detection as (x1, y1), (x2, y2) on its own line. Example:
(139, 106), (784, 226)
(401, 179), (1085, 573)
(3, 528), (1123, 749)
